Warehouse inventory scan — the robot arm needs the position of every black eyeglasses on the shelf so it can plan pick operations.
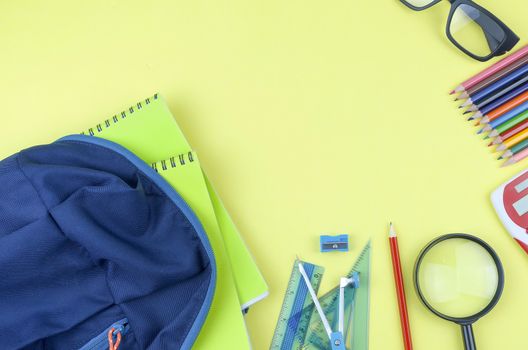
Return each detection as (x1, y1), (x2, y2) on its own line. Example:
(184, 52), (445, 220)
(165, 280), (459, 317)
(400, 0), (519, 62)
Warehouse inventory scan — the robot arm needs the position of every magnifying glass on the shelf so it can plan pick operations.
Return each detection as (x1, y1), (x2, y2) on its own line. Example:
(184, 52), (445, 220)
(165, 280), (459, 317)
(414, 233), (504, 350)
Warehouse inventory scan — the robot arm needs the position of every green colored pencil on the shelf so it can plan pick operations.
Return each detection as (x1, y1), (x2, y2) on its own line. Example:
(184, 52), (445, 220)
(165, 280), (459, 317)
(500, 138), (528, 159)
(487, 109), (528, 142)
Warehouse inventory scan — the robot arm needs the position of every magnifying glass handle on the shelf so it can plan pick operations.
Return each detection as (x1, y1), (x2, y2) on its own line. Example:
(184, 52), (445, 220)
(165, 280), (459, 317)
(461, 324), (477, 350)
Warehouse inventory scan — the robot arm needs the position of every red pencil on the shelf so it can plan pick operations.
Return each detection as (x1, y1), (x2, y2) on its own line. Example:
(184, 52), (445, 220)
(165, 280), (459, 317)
(389, 223), (413, 350)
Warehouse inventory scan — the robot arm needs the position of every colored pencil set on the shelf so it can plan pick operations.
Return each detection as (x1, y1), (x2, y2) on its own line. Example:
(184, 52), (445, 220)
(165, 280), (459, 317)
(452, 44), (528, 167)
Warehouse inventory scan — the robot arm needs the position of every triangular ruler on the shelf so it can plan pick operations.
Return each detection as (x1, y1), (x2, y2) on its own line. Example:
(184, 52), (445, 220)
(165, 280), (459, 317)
(270, 241), (371, 350)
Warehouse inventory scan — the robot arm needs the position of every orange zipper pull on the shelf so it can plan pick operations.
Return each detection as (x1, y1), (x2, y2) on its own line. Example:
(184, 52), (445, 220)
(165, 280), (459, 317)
(108, 327), (122, 350)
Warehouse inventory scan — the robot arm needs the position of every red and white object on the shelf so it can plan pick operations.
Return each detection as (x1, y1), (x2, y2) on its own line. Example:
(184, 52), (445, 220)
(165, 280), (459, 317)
(492, 170), (528, 254)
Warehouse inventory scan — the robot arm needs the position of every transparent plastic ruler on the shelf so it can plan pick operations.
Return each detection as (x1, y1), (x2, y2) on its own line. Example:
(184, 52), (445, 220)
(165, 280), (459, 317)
(270, 242), (371, 350)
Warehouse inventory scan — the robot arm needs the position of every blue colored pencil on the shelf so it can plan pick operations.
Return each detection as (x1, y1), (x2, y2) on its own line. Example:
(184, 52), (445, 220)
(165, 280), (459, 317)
(462, 75), (528, 114)
(467, 81), (528, 118)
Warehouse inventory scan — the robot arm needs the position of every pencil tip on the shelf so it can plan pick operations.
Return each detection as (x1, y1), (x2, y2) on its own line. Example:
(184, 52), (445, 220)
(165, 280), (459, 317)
(484, 135), (489, 140)
(389, 222), (396, 237)
(468, 117), (474, 121)
(463, 111), (470, 115)
(449, 90), (455, 95)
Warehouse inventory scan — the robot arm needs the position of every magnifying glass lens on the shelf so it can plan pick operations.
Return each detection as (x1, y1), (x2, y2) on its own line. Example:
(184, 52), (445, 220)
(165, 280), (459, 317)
(417, 238), (499, 318)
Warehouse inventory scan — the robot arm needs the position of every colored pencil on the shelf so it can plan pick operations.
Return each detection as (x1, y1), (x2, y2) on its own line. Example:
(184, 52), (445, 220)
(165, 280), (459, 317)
(487, 112), (528, 144)
(389, 223), (413, 350)
(459, 64), (528, 107)
(454, 46), (528, 165)
(500, 138), (528, 159)
(466, 81), (528, 116)
(458, 55), (528, 100)
(480, 100), (528, 128)
(474, 91), (528, 122)
(451, 45), (528, 94)
(496, 128), (528, 151)
(461, 75), (528, 111)
(502, 147), (528, 166)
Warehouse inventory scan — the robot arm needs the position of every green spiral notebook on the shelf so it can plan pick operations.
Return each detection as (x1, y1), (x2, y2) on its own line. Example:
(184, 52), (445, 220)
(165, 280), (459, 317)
(79, 94), (268, 348)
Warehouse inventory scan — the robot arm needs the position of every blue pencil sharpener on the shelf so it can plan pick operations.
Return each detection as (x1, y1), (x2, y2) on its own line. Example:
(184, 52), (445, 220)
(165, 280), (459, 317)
(320, 234), (349, 252)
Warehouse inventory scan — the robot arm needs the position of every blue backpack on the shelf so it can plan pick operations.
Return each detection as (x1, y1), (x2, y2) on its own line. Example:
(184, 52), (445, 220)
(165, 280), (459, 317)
(0, 135), (216, 349)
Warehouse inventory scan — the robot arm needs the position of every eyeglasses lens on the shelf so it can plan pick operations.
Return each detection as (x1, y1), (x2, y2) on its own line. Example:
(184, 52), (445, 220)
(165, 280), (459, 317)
(449, 4), (506, 59)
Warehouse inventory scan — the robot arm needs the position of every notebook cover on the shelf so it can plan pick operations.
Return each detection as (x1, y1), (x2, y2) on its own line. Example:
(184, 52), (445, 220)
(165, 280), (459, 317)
(203, 175), (268, 309)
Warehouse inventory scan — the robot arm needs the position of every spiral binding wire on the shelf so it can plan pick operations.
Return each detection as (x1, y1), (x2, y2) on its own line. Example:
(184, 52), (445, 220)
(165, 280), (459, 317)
(151, 152), (195, 172)
(81, 94), (159, 136)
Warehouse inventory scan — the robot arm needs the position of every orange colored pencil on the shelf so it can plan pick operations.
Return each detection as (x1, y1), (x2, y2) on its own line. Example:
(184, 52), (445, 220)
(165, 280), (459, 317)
(389, 223), (413, 350)
(479, 90), (528, 124)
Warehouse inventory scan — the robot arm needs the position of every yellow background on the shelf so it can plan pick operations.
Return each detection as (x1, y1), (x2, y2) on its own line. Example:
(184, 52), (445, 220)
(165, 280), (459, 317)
(1, 1), (527, 349)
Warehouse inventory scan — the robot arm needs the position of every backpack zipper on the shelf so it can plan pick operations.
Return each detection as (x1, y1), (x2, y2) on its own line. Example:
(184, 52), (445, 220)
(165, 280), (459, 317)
(78, 318), (129, 350)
